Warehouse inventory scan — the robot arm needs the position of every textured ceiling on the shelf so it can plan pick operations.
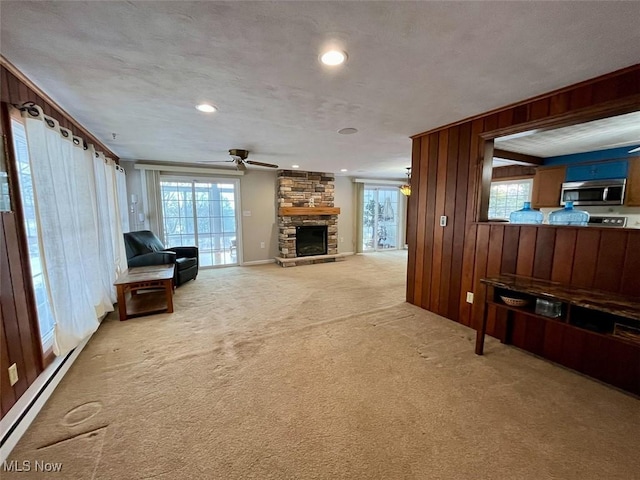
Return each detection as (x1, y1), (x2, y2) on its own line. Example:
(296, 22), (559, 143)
(1, 1), (639, 178)
(495, 111), (640, 158)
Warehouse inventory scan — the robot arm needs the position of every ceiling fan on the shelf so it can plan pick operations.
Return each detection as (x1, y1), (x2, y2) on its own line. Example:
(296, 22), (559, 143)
(201, 149), (279, 171)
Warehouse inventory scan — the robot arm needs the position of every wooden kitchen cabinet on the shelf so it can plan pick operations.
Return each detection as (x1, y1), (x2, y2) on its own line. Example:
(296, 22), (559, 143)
(625, 157), (640, 206)
(531, 165), (566, 208)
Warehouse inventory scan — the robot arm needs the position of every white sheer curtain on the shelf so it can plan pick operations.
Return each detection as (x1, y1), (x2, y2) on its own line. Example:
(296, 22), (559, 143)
(115, 166), (130, 233)
(143, 168), (163, 236)
(104, 156), (128, 279)
(72, 137), (112, 318)
(92, 147), (117, 303)
(22, 105), (126, 355)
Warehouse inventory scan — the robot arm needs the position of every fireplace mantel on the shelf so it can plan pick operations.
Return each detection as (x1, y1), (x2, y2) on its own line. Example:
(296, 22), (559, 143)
(278, 207), (340, 216)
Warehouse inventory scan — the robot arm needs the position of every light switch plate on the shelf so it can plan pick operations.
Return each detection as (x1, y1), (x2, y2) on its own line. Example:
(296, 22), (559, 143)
(8, 363), (18, 386)
(466, 292), (474, 304)
(440, 216), (447, 227)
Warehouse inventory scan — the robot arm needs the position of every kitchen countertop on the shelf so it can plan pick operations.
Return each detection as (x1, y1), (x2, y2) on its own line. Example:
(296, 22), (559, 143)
(475, 222), (640, 231)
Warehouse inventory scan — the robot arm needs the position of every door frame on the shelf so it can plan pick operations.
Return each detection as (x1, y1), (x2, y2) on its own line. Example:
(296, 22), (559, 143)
(158, 174), (243, 267)
(360, 184), (405, 253)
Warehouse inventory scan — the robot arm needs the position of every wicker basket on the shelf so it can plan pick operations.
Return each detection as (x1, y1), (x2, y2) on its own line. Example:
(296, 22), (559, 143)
(500, 296), (530, 307)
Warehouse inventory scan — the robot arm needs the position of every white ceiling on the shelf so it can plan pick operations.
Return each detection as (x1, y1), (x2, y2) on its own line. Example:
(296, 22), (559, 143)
(2, 2), (639, 179)
(495, 111), (640, 159)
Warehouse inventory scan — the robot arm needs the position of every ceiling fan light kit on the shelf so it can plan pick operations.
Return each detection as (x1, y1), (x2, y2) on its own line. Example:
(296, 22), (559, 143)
(228, 148), (249, 159)
(228, 149), (279, 170)
(198, 149), (279, 170)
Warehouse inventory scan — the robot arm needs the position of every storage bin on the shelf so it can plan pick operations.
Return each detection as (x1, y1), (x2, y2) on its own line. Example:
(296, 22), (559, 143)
(535, 298), (562, 318)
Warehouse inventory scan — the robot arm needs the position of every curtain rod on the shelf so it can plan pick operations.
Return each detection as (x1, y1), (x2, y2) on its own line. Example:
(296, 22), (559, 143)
(134, 163), (245, 176)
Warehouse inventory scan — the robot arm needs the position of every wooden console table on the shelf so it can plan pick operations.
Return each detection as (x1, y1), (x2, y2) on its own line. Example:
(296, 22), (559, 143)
(114, 265), (175, 321)
(476, 274), (640, 394)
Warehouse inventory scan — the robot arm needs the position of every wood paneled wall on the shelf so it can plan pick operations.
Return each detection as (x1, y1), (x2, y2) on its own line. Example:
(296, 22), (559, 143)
(472, 224), (640, 333)
(0, 62), (118, 160)
(407, 64), (640, 327)
(1, 212), (42, 416)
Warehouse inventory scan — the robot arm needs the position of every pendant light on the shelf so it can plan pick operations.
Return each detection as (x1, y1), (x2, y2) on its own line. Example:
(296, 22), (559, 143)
(399, 167), (411, 196)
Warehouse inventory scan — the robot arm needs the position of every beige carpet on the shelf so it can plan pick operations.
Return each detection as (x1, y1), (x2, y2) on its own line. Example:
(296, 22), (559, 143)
(5, 251), (640, 479)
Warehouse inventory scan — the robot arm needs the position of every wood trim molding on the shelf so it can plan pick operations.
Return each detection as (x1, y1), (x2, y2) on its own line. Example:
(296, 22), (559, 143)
(481, 96), (640, 141)
(278, 207), (340, 216)
(493, 149), (543, 166)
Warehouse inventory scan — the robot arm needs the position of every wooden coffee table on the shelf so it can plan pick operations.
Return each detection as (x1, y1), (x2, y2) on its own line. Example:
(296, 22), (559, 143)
(114, 265), (175, 321)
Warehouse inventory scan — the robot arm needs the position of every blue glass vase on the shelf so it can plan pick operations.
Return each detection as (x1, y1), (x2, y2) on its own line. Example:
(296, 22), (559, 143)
(548, 201), (589, 226)
(509, 202), (544, 224)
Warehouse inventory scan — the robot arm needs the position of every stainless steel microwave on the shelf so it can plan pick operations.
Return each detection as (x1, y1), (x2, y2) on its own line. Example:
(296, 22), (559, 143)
(560, 179), (626, 206)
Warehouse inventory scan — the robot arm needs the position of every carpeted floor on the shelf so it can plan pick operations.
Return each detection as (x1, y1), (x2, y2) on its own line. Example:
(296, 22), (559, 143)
(5, 251), (640, 479)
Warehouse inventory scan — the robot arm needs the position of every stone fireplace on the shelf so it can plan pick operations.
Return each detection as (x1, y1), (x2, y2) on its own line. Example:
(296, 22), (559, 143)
(276, 170), (344, 267)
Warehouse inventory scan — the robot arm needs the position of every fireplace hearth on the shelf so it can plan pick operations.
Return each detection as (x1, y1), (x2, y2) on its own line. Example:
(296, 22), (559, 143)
(296, 226), (327, 257)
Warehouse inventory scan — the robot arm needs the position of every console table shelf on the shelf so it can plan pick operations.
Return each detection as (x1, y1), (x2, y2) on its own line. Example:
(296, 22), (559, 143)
(476, 274), (640, 394)
(482, 275), (639, 321)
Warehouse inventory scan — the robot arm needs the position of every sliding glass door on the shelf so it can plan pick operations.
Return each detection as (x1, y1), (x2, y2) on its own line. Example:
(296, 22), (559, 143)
(362, 186), (400, 252)
(160, 177), (240, 267)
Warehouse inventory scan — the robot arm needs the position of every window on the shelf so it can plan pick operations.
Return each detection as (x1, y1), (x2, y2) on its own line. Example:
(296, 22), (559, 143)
(11, 118), (56, 351)
(488, 179), (533, 220)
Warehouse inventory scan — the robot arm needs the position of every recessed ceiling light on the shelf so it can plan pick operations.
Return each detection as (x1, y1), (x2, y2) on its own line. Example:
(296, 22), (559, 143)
(292, 164), (300, 169)
(320, 50), (347, 66)
(338, 128), (358, 135)
(340, 169), (348, 172)
(196, 104), (217, 113)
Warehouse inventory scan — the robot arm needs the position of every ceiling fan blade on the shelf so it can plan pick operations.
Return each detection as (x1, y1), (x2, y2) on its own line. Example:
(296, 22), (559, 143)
(237, 162), (247, 171)
(197, 159), (235, 164)
(246, 160), (279, 168)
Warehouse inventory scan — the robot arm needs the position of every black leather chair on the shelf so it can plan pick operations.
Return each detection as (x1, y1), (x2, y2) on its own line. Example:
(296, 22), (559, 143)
(123, 230), (198, 286)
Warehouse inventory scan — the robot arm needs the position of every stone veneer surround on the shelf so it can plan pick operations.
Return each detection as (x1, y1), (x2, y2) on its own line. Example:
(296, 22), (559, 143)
(276, 170), (343, 267)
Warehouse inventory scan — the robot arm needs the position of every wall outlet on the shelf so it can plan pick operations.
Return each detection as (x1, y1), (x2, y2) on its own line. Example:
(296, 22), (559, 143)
(260, 242), (265, 249)
(466, 292), (474, 304)
(440, 215), (448, 227)
(243, 210), (252, 217)
(340, 236), (344, 243)
(8, 363), (18, 386)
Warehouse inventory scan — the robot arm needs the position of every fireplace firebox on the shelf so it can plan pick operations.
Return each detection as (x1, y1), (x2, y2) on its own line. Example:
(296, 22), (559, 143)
(296, 226), (328, 257)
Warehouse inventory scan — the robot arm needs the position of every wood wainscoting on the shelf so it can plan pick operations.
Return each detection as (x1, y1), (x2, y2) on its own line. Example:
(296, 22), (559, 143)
(471, 224), (640, 336)
(470, 223), (640, 393)
(406, 64), (640, 328)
